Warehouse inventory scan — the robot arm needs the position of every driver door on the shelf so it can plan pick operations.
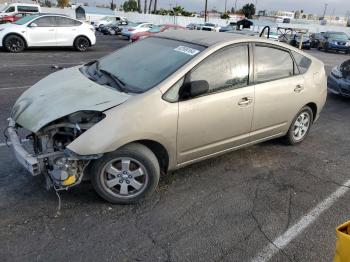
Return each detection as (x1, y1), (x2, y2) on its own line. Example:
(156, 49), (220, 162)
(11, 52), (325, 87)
(177, 44), (254, 164)
(27, 16), (57, 46)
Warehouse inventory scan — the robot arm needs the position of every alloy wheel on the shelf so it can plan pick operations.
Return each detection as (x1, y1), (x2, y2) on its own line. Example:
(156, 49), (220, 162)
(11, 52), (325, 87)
(100, 157), (149, 199)
(7, 38), (23, 52)
(293, 112), (310, 142)
(77, 38), (89, 51)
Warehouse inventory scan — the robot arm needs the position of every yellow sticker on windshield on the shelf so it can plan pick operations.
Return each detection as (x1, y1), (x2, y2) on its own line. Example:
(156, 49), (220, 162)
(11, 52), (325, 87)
(174, 46), (200, 56)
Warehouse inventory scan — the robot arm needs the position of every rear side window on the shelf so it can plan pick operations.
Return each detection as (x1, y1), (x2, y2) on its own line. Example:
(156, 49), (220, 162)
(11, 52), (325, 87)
(292, 51), (312, 74)
(18, 6), (39, 12)
(254, 45), (294, 84)
(55, 17), (82, 26)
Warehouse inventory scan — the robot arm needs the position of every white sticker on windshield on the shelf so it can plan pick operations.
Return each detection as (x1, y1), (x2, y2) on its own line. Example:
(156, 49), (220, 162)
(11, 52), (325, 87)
(174, 46), (200, 56)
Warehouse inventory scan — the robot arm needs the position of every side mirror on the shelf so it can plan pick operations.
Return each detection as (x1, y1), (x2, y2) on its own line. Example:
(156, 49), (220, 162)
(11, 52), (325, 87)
(181, 80), (209, 100)
(29, 22), (38, 28)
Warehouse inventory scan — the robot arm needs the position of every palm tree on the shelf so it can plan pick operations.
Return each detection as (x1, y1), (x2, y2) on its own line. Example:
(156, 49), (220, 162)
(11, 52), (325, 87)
(148, 0), (153, 13)
(137, 0), (141, 13)
(153, 0), (157, 13)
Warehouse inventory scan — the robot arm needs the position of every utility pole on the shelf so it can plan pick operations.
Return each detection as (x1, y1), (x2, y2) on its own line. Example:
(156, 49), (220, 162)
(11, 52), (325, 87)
(255, 0), (258, 13)
(234, 0), (238, 12)
(330, 7), (335, 21)
(322, 3), (328, 19)
(204, 0), (208, 22)
(225, 0), (227, 13)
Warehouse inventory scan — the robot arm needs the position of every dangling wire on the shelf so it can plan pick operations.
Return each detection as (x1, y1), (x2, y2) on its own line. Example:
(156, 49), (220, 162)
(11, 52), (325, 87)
(53, 185), (62, 217)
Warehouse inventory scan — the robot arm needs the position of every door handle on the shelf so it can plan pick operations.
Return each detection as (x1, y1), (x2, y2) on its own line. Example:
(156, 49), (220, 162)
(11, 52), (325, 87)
(238, 97), (253, 106)
(48, 29), (55, 32)
(294, 84), (304, 93)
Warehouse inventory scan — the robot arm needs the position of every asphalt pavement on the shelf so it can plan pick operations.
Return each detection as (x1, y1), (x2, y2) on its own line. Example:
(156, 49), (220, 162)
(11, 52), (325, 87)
(0, 35), (349, 262)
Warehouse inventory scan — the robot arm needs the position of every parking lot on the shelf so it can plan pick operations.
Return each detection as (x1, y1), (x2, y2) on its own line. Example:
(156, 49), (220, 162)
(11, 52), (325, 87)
(0, 34), (350, 262)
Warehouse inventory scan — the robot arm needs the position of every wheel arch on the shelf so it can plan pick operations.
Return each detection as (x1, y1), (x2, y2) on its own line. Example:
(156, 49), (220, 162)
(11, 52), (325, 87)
(126, 139), (170, 174)
(2, 32), (28, 47)
(305, 102), (317, 122)
(73, 35), (91, 46)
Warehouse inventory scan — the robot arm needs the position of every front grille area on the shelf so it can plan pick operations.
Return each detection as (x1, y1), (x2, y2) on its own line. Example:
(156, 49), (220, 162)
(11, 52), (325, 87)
(341, 88), (350, 96)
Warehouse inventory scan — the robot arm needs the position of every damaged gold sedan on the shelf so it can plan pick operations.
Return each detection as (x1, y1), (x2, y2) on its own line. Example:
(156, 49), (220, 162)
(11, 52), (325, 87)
(7, 31), (327, 204)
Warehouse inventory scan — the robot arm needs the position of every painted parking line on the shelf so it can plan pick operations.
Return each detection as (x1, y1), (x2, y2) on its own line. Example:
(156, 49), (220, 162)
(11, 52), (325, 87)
(0, 62), (83, 68)
(251, 178), (350, 262)
(0, 139), (29, 148)
(0, 85), (31, 91)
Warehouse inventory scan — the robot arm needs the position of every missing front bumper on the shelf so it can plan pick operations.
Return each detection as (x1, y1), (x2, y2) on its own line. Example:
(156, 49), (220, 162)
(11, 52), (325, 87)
(7, 118), (41, 176)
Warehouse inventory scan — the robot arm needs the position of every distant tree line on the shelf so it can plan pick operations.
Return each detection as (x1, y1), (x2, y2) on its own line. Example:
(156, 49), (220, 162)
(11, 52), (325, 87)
(123, 0), (159, 14)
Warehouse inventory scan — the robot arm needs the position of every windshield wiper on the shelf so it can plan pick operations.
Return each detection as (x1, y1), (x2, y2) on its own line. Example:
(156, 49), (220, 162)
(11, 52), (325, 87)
(99, 69), (128, 93)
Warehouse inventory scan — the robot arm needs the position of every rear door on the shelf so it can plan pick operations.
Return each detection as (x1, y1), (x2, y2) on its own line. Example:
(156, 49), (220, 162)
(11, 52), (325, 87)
(250, 43), (306, 141)
(27, 16), (56, 46)
(55, 16), (82, 46)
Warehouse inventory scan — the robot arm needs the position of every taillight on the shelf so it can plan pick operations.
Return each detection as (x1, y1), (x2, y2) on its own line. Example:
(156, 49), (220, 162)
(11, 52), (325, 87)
(128, 28), (135, 31)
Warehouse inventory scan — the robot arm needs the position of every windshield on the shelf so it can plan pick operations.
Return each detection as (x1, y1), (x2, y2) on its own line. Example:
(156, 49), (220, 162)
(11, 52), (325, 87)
(328, 33), (348, 41)
(88, 37), (205, 93)
(14, 15), (38, 25)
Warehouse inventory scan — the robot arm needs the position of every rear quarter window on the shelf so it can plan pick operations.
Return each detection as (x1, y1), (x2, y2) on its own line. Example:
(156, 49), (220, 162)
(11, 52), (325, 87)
(292, 51), (312, 74)
(18, 6), (39, 12)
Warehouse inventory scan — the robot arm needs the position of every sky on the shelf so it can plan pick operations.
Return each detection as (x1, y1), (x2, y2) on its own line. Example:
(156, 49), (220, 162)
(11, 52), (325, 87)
(123, 0), (350, 16)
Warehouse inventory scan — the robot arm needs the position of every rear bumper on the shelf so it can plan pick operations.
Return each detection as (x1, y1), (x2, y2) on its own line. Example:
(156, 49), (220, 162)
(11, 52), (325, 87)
(7, 118), (41, 176)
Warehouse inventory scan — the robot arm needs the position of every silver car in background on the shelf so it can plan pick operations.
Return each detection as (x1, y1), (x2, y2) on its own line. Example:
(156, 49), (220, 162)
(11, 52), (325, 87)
(8, 31), (327, 204)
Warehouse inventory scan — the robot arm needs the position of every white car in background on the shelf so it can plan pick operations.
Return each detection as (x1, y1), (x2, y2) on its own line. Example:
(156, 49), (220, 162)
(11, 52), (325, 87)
(0, 14), (96, 53)
(93, 16), (127, 30)
(201, 23), (221, 32)
(121, 22), (154, 39)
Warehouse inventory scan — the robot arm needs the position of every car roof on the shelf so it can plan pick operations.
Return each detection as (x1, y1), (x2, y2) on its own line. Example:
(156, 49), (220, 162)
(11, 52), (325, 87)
(155, 30), (253, 46)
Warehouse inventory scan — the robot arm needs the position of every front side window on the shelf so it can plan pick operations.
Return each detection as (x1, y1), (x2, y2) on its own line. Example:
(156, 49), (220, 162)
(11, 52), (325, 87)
(33, 16), (55, 27)
(254, 45), (294, 84)
(190, 45), (249, 94)
(93, 38), (205, 93)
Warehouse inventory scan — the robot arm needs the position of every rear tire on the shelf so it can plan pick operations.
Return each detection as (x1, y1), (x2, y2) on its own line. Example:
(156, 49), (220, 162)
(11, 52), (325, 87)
(4, 35), (25, 53)
(283, 106), (313, 146)
(74, 36), (90, 52)
(90, 143), (160, 204)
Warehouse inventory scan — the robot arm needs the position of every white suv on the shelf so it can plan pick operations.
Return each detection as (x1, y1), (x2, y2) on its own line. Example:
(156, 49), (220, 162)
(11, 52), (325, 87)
(0, 14), (96, 52)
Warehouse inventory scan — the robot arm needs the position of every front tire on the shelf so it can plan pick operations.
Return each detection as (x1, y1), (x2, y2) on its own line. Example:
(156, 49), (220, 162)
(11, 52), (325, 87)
(74, 36), (90, 52)
(284, 106), (313, 145)
(90, 143), (160, 204)
(4, 35), (25, 53)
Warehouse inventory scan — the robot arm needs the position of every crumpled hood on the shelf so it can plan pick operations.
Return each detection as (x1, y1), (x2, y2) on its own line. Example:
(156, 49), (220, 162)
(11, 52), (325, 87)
(12, 66), (130, 132)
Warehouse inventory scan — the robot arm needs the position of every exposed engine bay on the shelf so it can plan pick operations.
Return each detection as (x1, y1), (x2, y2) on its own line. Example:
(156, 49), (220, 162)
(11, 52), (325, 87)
(27, 111), (105, 190)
